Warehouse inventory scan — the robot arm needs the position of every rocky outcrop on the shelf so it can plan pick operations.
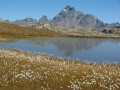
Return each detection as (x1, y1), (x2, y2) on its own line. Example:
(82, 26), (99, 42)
(37, 15), (53, 29)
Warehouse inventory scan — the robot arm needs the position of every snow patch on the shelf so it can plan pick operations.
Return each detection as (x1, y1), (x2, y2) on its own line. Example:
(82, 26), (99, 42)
(63, 9), (68, 12)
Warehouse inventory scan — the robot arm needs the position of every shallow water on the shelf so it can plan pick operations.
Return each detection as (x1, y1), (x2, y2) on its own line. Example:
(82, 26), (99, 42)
(0, 36), (120, 63)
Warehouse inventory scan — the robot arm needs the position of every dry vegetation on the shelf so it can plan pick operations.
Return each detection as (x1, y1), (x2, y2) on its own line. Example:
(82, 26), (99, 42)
(1, 22), (120, 42)
(0, 49), (120, 90)
(0, 22), (66, 39)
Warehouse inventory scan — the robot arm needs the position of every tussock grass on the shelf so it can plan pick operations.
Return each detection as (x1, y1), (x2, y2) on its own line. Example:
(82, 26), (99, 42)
(0, 49), (120, 90)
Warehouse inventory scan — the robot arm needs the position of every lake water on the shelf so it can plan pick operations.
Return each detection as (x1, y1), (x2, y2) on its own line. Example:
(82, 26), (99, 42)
(0, 36), (120, 63)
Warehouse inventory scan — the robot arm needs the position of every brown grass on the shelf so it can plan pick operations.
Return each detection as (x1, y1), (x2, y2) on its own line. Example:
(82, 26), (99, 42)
(0, 37), (12, 42)
(0, 49), (120, 90)
(0, 22), (67, 38)
(0, 22), (120, 42)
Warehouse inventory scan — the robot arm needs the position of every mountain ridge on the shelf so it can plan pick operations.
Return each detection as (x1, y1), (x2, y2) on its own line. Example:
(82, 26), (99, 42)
(0, 5), (120, 29)
(12, 5), (106, 29)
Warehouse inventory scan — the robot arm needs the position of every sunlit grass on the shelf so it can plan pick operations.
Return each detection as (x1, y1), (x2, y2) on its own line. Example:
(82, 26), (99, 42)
(0, 22), (66, 39)
(0, 49), (120, 90)
(1, 22), (120, 40)
(0, 38), (12, 42)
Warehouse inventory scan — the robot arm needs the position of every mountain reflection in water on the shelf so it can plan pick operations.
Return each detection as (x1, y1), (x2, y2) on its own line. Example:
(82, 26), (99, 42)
(29, 37), (103, 56)
(0, 36), (120, 63)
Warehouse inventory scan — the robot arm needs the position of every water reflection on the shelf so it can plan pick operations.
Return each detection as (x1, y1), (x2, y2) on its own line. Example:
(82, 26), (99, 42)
(28, 37), (114, 57)
(0, 36), (120, 63)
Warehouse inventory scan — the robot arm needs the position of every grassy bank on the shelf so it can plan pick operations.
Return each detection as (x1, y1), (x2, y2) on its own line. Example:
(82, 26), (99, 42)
(0, 37), (12, 42)
(0, 22), (120, 42)
(0, 22), (67, 38)
(0, 49), (120, 90)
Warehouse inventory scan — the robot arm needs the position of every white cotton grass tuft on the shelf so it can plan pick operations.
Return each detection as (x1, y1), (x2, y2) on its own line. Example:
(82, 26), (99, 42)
(0, 49), (120, 90)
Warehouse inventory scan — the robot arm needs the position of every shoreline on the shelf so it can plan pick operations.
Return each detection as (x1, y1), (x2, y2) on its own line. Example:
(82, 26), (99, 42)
(0, 22), (120, 89)
(0, 34), (120, 42)
(0, 48), (119, 65)
(0, 49), (120, 90)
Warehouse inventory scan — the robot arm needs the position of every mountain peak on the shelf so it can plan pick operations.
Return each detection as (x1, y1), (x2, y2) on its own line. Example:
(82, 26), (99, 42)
(24, 17), (36, 22)
(64, 5), (75, 11)
(38, 15), (48, 23)
(52, 5), (105, 28)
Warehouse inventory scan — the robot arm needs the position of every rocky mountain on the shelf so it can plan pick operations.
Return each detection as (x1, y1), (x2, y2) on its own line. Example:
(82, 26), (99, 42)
(38, 15), (48, 24)
(13, 16), (49, 27)
(107, 22), (120, 28)
(13, 17), (37, 26)
(12, 5), (120, 29)
(51, 5), (105, 28)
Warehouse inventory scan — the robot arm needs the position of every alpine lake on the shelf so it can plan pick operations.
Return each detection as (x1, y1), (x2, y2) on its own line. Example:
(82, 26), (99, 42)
(0, 36), (120, 64)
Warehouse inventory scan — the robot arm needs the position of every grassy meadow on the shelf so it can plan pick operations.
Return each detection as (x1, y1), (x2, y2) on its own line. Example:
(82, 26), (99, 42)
(0, 49), (120, 90)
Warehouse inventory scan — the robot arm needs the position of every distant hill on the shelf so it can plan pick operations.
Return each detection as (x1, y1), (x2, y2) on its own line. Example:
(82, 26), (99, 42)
(13, 17), (37, 26)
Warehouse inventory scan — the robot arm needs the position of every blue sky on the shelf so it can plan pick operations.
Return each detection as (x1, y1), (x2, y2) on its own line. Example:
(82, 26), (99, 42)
(0, 0), (120, 23)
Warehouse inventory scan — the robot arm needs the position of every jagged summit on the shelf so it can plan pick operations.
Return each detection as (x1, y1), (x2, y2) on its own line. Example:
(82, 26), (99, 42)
(59, 5), (82, 15)
(38, 15), (48, 23)
(64, 5), (75, 11)
(51, 5), (105, 28)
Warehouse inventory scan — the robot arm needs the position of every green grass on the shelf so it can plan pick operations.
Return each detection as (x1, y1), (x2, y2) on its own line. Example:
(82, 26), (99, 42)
(0, 49), (120, 90)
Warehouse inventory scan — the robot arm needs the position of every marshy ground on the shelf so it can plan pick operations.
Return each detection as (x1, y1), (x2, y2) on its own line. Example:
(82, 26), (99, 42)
(0, 49), (120, 90)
